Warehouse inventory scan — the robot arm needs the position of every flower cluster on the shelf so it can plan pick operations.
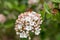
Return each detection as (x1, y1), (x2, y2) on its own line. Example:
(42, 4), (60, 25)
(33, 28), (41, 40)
(15, 11), (43, 39)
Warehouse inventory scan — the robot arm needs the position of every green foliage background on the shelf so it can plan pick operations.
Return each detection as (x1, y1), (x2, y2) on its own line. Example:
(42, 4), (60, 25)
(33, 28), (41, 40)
(0, 0), (60, 40)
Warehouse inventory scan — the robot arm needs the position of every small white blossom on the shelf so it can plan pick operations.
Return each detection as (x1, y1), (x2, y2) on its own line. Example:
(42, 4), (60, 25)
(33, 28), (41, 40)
(29, 37), (31, 40)
(20, 32), (24, 38)
(26, 31), (29, 34)
(32, 11), (36, 14)
(35, 27), (39, 30)
(23, 32), (28, 38)
(16, 32), (20, 35)
(35, 30), (40, 35)
(17, 24), (22, 29)
(30, 22), (35, 26)
(25, 26), (32, 31)
(20, 32), (28, 38)
(33, 16), (38, 21)
(31, 30), (34, 32)
(40, 20), (43, 24)
(25, 17), (31, 22)
(28, 13), (35, 17)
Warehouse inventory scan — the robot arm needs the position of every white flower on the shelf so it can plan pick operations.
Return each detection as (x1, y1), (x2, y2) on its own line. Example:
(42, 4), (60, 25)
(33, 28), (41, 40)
(35, 28), (41, 35)
(32, 11), (36, 14)
(24, 33), (28, 38)
(31, 30), (34, 32)
(16, 32), (20, 35)
(28, 13), (35, 17)
(40, 20), (43, 24)
(35, 27), (39, 30)
(33, 16), (38, 21)
(21, 18), (25, 21)
(25, 17), (31, 22)
(35, 29), (40, 35)
(28, 11), (36, 17)
(20, 32), (24, 38)
(26, 31), (29, 34)
(29, 37), (31, 40)
(20, 32), (28, 38)
(17, 24), (22, 29)
(30, 22), (35, 26)
(25, 26), (32, 31)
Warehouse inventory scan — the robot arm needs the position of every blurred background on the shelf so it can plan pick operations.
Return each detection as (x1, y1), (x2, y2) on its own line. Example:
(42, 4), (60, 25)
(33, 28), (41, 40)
(0, 0), (60, 40)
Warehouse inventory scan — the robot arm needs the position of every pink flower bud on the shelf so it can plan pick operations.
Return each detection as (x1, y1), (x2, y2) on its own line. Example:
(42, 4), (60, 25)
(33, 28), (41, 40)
(0, 14), (6, 23)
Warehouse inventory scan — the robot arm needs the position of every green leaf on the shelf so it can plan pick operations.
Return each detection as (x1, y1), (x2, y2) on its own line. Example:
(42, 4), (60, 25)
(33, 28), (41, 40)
(4, 1), (13, 9)
(44, 2), (51, 14)
(56, 34), (60, 40)
(3, 10), (9, 15)
(4, 20), (15, 29)
(16, 5), (26, 12)
(46, 13), (52, 19)
(51, 0), (60, 3)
